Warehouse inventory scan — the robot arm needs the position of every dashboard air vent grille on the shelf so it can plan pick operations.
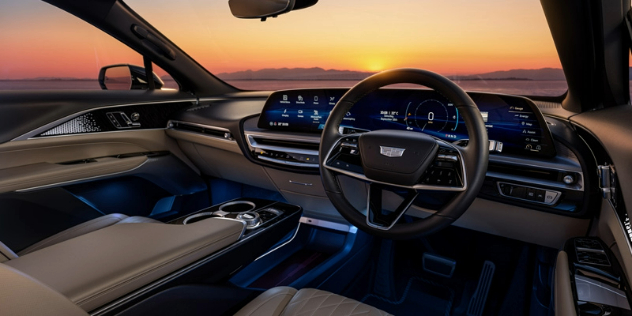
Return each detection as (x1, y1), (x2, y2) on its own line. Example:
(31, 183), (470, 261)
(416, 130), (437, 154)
(253, 137), (320, 151)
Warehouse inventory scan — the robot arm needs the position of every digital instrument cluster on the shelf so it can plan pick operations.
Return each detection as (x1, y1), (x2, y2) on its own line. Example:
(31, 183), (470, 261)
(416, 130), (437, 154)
(258, 89), (556, 157)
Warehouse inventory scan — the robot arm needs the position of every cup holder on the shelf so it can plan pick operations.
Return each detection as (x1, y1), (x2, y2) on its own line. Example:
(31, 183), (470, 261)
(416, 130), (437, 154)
(218, 201), (256, 214)
(182, 212), (217, 225)
(183, 201), (258, 225)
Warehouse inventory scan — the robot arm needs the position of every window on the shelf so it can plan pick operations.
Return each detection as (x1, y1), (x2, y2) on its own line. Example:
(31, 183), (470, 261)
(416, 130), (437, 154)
(0, 0), (176, 90)
(126, 0), (566, 96)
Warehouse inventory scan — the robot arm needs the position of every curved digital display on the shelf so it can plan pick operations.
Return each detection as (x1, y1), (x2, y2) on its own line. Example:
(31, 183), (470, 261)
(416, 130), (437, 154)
(258, 89), (556, 157)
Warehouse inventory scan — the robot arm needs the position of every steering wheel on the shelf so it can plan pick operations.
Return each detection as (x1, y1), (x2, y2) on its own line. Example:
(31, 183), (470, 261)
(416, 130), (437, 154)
(319, 68), (489, 239)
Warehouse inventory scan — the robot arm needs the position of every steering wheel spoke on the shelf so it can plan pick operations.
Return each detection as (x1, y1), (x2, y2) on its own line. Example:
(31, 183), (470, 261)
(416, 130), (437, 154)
(366, 183), (419, 230)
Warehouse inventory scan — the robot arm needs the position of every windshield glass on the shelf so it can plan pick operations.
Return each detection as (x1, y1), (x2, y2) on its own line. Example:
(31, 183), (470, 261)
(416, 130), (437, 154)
(126, 0), (566, 96)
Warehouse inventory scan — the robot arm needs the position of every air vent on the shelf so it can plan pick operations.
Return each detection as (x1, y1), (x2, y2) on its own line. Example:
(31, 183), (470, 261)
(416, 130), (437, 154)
(170, 121), (232, 140)
(533, 100), (562, 109)
(577, 250), (610, 266)
(488, 162), (577, 184)
(252, 137), (320, 151)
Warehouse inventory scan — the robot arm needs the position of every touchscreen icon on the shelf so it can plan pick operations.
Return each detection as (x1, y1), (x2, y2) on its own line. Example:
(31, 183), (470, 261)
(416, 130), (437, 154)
(298, 110), (303, 114)
(314, 96), (319, 102)
(282, 95), (288, 101)
(298, 95), (303, 102)
(330, 97), (335, 102)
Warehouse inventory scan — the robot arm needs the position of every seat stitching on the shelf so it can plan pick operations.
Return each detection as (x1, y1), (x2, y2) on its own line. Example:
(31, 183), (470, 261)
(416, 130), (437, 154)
(242, 292), (295, 316)
(306, 292), (330, 316)
(285, 290), (321, 315)
(325, 296), (350, 316)
(296, 293), (336, 316)
(298, 300), (369, 316)
(347, 300), (363, 316)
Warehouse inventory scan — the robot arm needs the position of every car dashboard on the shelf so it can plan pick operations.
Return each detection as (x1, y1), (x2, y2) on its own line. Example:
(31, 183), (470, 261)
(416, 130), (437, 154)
(14, 87), (598, 248)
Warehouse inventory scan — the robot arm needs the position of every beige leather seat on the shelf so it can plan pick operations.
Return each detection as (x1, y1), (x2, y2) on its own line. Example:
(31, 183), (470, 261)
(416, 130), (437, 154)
(18, 213), (160, 256)
(235, 286), (391, 316)
(0, 262), (390, 316)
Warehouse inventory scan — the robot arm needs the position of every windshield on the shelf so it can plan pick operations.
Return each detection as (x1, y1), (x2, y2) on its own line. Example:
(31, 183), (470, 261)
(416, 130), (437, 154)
(126, 0), (566, 96)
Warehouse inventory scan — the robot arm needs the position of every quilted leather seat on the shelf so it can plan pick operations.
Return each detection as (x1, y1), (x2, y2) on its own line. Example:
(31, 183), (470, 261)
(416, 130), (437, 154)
(235, 287), (391, 316)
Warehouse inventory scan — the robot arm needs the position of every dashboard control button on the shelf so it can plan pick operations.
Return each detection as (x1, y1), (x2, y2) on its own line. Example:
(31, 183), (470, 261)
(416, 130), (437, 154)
(510, 186), (526, 199)
(544, 191), (559, 204)
(525, 188), (536, 200)
(498, 183), (510, 195)
(535, 190), (546, 202)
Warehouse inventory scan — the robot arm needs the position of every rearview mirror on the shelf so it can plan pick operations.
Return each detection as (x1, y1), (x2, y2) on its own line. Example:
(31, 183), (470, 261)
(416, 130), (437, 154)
(98, 64), (164, 90)
(229, 0), (318, 21)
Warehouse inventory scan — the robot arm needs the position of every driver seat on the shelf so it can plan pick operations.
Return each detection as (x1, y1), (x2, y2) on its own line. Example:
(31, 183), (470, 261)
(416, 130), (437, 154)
(0, 262), (391, 316)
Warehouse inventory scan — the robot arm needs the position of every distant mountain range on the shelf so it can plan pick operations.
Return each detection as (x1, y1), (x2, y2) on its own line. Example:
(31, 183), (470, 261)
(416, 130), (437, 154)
(10, 67), (632, 81)
(216, 67), (374, 81)
(451, 68), (566, 81)
(216, 67), (569, 81)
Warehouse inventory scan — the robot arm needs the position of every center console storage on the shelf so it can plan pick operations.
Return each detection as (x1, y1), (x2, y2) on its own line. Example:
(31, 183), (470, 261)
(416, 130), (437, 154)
(171, 198), (289, 234)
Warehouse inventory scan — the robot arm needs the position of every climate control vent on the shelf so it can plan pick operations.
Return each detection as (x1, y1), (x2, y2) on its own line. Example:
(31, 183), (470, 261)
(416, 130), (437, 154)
(246, 133), (320, 168)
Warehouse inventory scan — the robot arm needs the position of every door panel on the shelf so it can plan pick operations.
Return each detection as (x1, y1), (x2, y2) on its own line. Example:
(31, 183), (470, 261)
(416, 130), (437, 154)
(0, 93), (209, 256)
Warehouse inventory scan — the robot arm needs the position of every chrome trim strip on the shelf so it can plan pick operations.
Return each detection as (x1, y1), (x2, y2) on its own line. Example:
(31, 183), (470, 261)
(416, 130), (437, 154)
(15, 158), (149, 193)
(244, 131), (321, 144)
(13, 99), (195, 141)
(246, 134), (319, 156)
(167, 120), (232, 133)
(167, 120), (236, 142)
(255, 216), (357, 260)
(323, 136), (468, 192)
(257, 155), (320, 168)
(254, 223), (301, 261)
(289, 180), (313, 186)
(218, 201), (256, 213)
(90, 204), (297, 316)
(299, 216), (356, 233)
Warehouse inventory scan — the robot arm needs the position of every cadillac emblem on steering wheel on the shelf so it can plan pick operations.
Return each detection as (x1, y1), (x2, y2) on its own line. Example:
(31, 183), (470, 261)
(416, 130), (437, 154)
(379, 146), (406, 157)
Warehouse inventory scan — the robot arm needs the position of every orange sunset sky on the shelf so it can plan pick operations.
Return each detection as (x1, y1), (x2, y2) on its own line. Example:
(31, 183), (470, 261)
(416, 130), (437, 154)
(0, 0), (562, 80)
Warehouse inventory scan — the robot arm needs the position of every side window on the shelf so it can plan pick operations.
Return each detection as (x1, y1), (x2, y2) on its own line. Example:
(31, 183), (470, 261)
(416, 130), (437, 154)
(0, 0), (176, 90)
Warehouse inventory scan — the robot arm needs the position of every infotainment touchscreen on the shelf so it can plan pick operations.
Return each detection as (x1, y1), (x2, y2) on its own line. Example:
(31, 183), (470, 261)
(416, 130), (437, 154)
(258, 89), (556, 157)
